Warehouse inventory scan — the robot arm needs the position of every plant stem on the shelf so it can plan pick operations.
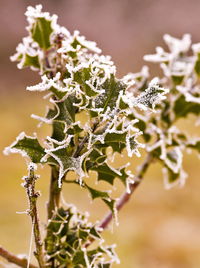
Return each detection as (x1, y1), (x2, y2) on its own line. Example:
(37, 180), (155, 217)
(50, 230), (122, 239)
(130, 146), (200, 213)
(23, 165), (45, 268)
(0, 246), (37, 268)
(99, 153), (153, 230)
(47, 166), (61, 220)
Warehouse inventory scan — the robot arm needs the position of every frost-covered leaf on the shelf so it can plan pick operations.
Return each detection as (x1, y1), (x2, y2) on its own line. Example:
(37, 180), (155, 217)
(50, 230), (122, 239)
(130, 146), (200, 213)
(163, 167), (187, 189)
(45, 206), (118, 267)
(94, 75), (126, 111)
(4, 132), (45, 163)
(85, 184), (116, 215)
(45, 146), (85, 187)
(22, 53), (40, 69)
(85, 184), (111, 201)
(162, 147), (183, 174)
(91, 162), (128, 186)
(135, 79), (168, 110)
(30, 17), (53, 49)
(53, 96), (76, 125)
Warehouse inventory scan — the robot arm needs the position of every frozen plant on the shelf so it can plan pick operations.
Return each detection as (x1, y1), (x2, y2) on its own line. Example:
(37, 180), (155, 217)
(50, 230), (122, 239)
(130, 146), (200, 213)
(1, 5), (200, 268)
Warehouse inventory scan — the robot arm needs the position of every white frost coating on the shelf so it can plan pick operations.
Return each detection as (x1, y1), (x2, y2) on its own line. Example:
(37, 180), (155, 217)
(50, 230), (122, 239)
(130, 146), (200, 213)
(192, 42), (200, 54)
(25, 5), (58, 33)
(134, 78), (169, 111)
(165, 147), (183, 174)
(3, 132), (38, 160)
(28, 162), (37, 171)
(10, 36), (41, 71)
(124, 66), (149, 91)
(82, 248), (91, 268)
(184, 92), (200, 104)
(27, 72), (67, 93)
(58, 30), (101, 55)
(144, 46), (172, 63)
(45, 145), (92, 188)
(164, 34), (191, 55)
(125, 171), (134, 194)
(126, 132), (144, 158)
(45, 135), (73, 150)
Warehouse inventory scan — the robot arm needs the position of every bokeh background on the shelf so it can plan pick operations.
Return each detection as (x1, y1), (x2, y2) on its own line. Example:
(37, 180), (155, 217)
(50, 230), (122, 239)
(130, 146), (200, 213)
(0, 1), (200, 267)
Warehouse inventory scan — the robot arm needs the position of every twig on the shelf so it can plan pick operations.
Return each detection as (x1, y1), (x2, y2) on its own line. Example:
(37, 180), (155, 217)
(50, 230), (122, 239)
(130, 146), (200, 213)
(47, 166), (61, 220)
(99, 153), (153, 230)
(0, 246), (37, 268)
(23, 164), (45, 268)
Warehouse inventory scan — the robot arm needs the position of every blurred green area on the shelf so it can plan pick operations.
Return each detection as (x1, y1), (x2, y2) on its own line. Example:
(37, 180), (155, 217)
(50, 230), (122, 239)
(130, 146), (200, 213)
(0, 90), (200, 268)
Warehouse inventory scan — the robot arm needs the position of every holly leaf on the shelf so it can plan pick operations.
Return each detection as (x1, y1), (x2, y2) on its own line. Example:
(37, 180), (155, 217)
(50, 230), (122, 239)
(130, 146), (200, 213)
(46, 147), (84, 187)
(92, 162), (128, 186)
(135, 81), (168, 110)
(163, 147), (182, 173)
(94, 75), (126, 111)
(54, 96), (76, 124)
(163, 166), (187, 189)
(30, 17), (53, 49)
(22, 53), (40, 69)
(4, 132), (45, 163)
(85, 184), (111, 201)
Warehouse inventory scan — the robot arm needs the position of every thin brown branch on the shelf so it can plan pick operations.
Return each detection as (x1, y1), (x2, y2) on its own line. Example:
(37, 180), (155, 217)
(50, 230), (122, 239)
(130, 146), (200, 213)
(23, 165), (45, 268)
(99, 153), (153, 230)
(0, 246), (37, 268)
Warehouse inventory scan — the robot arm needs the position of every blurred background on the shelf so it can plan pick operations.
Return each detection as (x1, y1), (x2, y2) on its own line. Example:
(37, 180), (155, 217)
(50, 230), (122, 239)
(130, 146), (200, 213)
(0, 0), (200, 267)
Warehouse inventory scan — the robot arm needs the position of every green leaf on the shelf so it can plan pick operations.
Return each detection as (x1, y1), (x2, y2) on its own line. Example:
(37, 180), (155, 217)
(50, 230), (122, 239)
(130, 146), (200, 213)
(163, 166), (187, 189)
(135, 119), (151, 142)
(194, 59), (200, 77)
(47, 147), (83, 186)
(84, 183), (116, 215)
(55, 96), (76, 124)
(187, 139), (200, 154)
(94, 75), (126, 111)
(78, 228), (89, 241)
(30, 17), (53, 49)
(4, 132), (45, 163)
(22, 53), (40, 69)
(89, 227), (101, 239)
(51, 121), (66, 142)
(104, 131), (127, 153)
(72, 250), (86, 266)
(171, 74), (184, 85)
(85, 184), (111, 200)
(98, 263), (111, 268)
(102, 199), (116, 217)
(92, 163), (128, 186)
(135, 82), (167, 110)
(174, 95), (200, 118)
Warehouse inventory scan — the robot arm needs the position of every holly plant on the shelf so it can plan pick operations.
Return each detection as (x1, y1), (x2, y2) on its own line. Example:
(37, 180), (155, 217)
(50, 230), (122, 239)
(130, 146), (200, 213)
(1, 5), (199, 268)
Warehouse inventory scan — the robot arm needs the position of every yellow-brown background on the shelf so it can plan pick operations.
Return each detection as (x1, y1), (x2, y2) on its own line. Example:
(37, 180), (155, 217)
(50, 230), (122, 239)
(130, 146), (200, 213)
(0, 1), (200, 267)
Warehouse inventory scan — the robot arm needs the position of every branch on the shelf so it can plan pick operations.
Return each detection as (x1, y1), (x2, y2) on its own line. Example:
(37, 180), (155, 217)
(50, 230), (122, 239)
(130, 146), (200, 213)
(0, 246), (37, 268)
(23, 164), (45, 268)
(99, 153), (153, 230)
(47, 166), (61, 220)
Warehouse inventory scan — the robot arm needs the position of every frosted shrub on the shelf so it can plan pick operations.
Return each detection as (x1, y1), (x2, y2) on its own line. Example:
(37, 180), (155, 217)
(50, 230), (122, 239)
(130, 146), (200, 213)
(1, 5), (199, 268)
